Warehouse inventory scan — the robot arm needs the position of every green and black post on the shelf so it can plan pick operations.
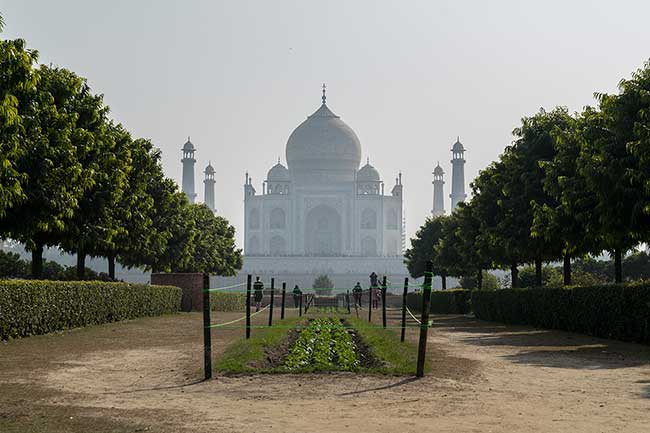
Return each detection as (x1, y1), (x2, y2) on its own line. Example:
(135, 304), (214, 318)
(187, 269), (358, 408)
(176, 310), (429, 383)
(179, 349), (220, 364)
(368, 287), (372, 323)
(202, 273), (212, 380)
(246, 274), (252, 339)
(346, 290), (351, 314)
(268, 278), (275, 327)
(416, 262), (433, 378)
(280, 282), (286, 320)
(401, 277), (408, 342)
(299, 293), (303, 317)
(381, 276), (387, 329)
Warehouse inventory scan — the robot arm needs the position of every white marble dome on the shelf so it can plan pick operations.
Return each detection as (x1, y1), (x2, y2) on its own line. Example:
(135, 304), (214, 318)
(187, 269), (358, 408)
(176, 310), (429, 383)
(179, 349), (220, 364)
(286, 102), (362, 176)
(357, 160), (380, 181)
(267, 161), (290, 181)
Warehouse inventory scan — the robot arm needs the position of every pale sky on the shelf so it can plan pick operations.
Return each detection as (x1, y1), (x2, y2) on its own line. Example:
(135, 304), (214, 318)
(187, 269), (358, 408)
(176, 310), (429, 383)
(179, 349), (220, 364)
(3, 0), (649, 247)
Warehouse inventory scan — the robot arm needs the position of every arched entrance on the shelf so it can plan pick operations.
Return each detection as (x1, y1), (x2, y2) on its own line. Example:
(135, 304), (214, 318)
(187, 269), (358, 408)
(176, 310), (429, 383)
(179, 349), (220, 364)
(305, 205), (341, 256)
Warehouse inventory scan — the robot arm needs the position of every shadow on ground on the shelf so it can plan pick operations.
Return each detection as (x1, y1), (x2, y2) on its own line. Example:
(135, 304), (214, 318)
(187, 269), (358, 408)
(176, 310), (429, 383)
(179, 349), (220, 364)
(432, 315), (650, 370)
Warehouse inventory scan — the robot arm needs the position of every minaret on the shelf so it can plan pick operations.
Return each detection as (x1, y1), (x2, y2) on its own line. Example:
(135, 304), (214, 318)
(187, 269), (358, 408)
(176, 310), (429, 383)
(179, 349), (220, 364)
(204, 161), (216, 212)
(181, 137), (196, 203)
(450, 136), (467, 210)
(432, 162), (445, 216)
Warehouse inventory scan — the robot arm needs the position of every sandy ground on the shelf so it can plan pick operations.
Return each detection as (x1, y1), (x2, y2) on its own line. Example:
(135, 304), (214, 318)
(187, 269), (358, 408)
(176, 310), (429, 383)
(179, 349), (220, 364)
(1, 310), (649, 433)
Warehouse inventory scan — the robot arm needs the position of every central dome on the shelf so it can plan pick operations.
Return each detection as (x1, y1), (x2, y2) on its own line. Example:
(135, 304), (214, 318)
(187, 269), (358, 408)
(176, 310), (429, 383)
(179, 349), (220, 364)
(286, 101), (362, 179)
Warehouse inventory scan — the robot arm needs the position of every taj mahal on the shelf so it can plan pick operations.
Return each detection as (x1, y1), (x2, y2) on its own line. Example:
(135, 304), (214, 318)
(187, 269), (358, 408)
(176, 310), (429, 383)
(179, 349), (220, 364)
(181, 86), (466, 290)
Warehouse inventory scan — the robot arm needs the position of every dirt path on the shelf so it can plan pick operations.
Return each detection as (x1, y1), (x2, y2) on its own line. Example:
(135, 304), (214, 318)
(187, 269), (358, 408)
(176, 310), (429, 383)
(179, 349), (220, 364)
(1, 312), (649, 432)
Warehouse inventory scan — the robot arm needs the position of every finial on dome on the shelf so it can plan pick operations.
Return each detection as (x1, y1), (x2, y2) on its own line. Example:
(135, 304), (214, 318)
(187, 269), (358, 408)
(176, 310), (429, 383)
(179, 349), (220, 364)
(367, 157), (370, 165)
(457, 135), (460, 142)
(322, 83), (326, 104)
(278, 156), (281, 164)
(188, 136), (190, 142)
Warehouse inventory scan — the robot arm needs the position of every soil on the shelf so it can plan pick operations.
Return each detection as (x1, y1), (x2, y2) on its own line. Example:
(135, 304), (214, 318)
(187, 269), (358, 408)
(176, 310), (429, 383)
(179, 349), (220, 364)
(1, 311), (650, 432)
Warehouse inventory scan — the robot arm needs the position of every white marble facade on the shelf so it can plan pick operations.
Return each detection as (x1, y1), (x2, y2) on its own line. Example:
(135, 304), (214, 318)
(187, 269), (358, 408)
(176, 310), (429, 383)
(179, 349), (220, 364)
(243, 91), (403, 260)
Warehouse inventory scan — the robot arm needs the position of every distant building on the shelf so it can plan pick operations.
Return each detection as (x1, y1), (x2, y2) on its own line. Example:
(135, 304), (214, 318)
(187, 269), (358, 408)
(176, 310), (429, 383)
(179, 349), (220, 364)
(204, 161), (216, 212)
(225, 86), (409, 289)
(432, 162), (445, 217)
(450, 137), (467, 210)
(181, 137), (197, 203)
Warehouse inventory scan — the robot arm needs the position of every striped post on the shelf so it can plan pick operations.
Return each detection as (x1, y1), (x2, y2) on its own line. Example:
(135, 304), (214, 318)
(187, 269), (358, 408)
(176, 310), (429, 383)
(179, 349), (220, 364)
(246, 274), (252, 339)
(401, 278), (408, 342)
(416, 262), (433, 377)
(281, 282), (286, 320)
(268, 278), (275, 327)
(202, 273), (212, 380)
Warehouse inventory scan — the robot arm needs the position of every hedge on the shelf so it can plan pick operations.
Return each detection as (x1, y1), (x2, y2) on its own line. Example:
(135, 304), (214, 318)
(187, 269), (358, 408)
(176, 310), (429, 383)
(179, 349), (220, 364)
(0, 280), (182, 340)
(210, 292), (246, 312)
(406, 289), (471, 314)
(471, 283), (650, 344)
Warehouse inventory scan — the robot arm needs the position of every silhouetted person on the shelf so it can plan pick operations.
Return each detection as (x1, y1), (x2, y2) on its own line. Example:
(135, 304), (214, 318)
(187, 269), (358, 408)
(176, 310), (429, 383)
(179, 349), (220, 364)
(253, 276), (264, 312)
(369, 272), (379, 308)
(352, 282), (363, 307)
(292, 285), (302, 308)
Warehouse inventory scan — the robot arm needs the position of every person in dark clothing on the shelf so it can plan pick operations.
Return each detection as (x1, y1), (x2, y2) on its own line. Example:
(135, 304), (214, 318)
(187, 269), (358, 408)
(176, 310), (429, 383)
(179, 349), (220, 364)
(253, 276), (264, 312)
(292, 285), (302, 308)
(369, 272), (379, 308)
(352, 282), (363, 307)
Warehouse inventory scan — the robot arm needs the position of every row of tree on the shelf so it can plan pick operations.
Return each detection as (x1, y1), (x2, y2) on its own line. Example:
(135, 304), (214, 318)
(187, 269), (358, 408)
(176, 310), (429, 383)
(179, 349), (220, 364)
(0, 20), (242, 279)
(406, 60), (650, 288)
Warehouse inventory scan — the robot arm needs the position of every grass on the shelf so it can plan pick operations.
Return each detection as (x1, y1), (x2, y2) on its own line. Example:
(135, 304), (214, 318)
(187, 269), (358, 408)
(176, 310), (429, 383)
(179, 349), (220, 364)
(214, 312), (423, 375)
(214, 316), (306, 373)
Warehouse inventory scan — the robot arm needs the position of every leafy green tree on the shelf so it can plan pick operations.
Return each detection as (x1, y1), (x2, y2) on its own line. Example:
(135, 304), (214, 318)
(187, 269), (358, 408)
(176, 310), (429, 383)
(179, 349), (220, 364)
(0, 37), (39, 217)
(176, 204), (242, 275)
(571, 61), (650, 282)
(405, 216), (447, 279)
(313, 274), (334, 295)
(1, 66), (88, 277)
(459, 271), (499, 290)
(533, 109), (599, 285)
(0, 250), (29, 277)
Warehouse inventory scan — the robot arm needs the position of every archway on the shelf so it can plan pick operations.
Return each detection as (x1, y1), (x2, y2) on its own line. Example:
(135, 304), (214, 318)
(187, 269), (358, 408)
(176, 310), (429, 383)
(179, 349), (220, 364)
(305, 205), (341, 256)
(361, 236), (377, 256)
(269, 235), (287, 256)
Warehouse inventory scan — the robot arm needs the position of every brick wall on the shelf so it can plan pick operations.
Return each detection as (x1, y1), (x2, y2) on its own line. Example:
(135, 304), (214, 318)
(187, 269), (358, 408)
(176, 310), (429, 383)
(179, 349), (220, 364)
(151, 273), (204, 312)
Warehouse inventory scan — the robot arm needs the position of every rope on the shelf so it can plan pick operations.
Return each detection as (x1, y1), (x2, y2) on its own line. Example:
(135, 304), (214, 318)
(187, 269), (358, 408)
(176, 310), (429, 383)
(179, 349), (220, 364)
(204, 282), (247, 292)
(207, 304), (270, 328)
(405, 306), (421, 324)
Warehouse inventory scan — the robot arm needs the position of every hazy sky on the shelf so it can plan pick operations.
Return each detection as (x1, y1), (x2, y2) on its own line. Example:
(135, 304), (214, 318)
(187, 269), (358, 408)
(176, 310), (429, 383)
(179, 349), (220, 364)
(3, 0), (649, 247)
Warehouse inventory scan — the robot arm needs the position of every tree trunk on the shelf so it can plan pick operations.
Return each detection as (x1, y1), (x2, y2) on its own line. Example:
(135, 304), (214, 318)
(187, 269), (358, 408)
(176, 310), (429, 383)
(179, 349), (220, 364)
(563, 254), (572, 286)
(31, 243), (43, 278)
(535, 258), (543, 287)
(511, 262), (519, 288)
(441, 274), (447, 291)
(77, 249), (86, 280)
(614, 249), (622, 283)
(477, 269), (483, 290)
(108, 255), (116, 280)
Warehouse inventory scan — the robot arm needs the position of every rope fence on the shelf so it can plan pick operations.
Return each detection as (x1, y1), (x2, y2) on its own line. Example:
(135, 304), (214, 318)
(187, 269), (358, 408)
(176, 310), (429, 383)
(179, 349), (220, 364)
(201, 264), (435, 379)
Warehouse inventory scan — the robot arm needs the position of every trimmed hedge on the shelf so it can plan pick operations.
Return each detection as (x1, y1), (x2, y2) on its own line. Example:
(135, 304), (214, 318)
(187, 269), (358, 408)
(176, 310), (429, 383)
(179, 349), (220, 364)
(0, 280), (182, 340)
(210, 292), (246, 312)
(471, 283), (650, 344)
(406, 289), (472, 314)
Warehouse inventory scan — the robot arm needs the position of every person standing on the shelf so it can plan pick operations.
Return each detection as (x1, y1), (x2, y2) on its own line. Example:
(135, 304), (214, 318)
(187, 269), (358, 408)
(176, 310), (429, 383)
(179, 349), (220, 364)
(292, 284), (302, 308)
(253, 276), (264, 312)
(352, 282), (363, 307)
(369, 272), (379, 308)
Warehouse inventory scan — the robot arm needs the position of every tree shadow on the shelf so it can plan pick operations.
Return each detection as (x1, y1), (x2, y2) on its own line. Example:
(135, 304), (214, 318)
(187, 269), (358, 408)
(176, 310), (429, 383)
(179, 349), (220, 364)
(337, 377), (418, 396)
(431, 314), (650, 370)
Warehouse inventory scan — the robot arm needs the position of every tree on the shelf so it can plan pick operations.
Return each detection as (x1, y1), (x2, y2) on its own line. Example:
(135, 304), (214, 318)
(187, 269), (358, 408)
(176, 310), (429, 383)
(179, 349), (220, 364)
(459, 271), (499, 290)
(405, 216), (447, 279)
(1, 66), (88, 277)
(175, 204), (242, 275)
(0, 250), (29, 278)
(313, 274), (334, 295)
(577, 85), (649, 282)
(533, 109), (599, 285)
(0, 36), (39, 217)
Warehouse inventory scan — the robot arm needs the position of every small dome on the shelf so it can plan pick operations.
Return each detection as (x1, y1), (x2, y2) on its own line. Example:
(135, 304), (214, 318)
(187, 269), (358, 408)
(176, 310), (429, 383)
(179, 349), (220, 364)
(183, 136), (195, 151)
(205, 161), (215, 175)
(452, 136), (464, 152)
(433, 163), (444, 176)
(267, 161), (290, 181)
(357, 159), (380, 182)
